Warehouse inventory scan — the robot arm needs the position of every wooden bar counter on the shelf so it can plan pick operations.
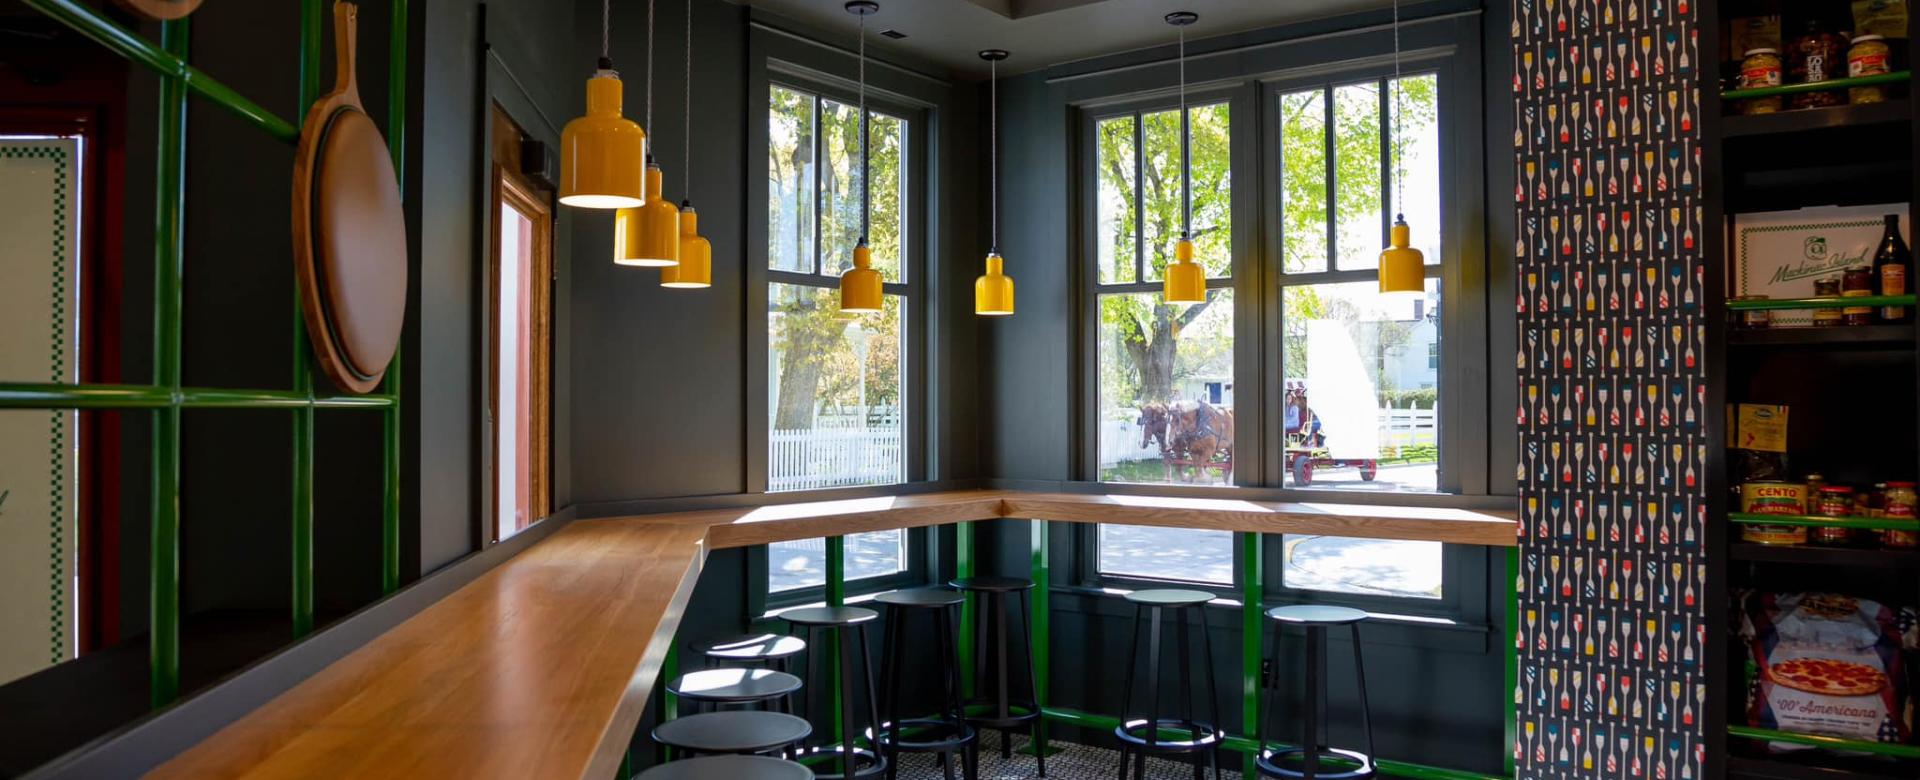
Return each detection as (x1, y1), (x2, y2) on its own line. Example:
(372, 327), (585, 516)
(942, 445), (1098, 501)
(150, 489), (1514, 779)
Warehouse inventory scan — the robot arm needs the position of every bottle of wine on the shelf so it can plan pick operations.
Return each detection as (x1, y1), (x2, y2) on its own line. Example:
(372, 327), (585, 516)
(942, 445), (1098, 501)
(1874, 214), (1908, 322)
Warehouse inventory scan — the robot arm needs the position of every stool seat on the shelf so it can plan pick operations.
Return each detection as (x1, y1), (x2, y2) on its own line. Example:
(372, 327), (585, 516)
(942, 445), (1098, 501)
(1124, 588), (1215, 607)
(1265, 604), (1368, 625)
(668, 668), (803, 703)
(652, 711), (812, 755)
(948, 575), (1033, 593)
(781, 606), (879, 626)
(638, 755), (815, 780)
(875, 587), (964, 608)
(694, 633), (807, 662)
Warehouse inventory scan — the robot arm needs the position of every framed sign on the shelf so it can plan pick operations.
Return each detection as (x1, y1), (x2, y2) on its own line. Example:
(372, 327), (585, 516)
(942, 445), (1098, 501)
(1733, 204), (1909, 326)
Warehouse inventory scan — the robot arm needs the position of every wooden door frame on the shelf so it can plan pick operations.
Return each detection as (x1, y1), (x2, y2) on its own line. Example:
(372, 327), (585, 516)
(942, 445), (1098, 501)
(485, 104), (553, 544)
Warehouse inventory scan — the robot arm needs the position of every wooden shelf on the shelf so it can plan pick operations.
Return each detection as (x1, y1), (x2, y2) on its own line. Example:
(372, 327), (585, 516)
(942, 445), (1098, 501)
(1722, 100), (1911, 139)
(1729, 324), (1916, 348)
(1730, 542), (1920, 567)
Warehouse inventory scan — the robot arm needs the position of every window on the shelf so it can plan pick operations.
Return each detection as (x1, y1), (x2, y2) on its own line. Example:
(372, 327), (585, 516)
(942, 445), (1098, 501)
(487, 106), (552, 543)
(1083, 100), (1237, 585)
(1276, 75), (1444, 597)
(763, 82), (916, 595)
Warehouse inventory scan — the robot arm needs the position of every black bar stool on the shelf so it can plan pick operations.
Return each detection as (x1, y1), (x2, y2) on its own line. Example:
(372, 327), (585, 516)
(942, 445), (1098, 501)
(693, 633), (808, 673)
(1256, 605), (1376, 780)
(785, 606), (887, 779)
(1115, 588), (1223, 780)
(875, 588), (976, 780)
(651, 711), (814, 759)
(949, 575), (1045, 776)
(637, 754), (816, 779)
(669, 667), (804, 713)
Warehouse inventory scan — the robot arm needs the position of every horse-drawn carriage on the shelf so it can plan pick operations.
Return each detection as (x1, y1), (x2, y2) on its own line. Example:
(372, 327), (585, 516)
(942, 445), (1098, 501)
(1284, 383), (1377, 486)
(1137, 401), (1233, 484)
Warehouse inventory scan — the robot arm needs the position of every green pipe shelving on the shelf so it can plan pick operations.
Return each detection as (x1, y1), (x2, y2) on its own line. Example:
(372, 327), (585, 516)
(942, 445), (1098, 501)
(1725, 294), (1917, 311)
(12, 0), (411, 707)
(1729, 726), (1920, 760)
(1720, 71), (1911, 101)
(1728, 511), (1920, 532)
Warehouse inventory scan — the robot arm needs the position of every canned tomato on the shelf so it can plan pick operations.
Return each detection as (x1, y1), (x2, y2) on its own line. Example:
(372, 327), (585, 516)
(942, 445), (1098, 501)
(1884, 481), (1917, 549)
(1742, 481), (1809, 545)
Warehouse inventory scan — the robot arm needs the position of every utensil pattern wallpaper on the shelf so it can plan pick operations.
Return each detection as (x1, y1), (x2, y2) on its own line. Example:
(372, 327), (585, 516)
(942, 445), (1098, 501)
(1512, 1), (1708, 779)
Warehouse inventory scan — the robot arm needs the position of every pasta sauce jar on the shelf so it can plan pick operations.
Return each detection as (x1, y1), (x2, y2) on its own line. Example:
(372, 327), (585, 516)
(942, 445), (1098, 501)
(1814, 485), (1857, 546)
(1884, 481), (1917, 549)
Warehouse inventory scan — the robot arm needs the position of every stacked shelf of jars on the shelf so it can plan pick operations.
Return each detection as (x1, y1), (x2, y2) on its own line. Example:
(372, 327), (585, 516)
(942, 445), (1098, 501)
(1724, 2), (1909, 116)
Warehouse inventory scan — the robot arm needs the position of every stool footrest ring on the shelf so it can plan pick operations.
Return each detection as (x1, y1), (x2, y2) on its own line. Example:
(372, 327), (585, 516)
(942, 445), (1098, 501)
(1113, 718), (1225, 753)
(1255, 746), (1376, 780)
(877, 717), (976, 752)
(791, 744), (888, 780)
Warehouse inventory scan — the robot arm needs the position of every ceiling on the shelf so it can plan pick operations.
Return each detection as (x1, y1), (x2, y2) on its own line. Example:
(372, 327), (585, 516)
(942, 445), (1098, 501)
(734, 0), (1398, 77)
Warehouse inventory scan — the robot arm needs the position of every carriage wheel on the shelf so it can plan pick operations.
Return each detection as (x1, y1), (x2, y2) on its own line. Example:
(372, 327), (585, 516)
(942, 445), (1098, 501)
(1360, 461), (1378, 481)
(1291, 454), (1313, 487)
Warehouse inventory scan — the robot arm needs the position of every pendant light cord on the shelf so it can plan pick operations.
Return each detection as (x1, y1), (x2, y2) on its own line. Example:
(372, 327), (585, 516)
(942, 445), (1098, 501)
(683, 0), (692, 197)
(646, 0), (655, 137)
(990, 55), (998, 254)
(601, 0), (610, 61)
(1178, 22), (1190, 240)
(1391, 0), (1404, 223)
(858, 10), (870, 244)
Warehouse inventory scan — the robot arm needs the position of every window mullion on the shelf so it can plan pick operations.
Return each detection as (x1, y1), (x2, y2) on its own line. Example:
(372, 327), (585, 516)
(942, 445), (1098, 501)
(811, 94), (824, 277)
(1378, 78), (1392, 248)
(1133, 112), (1145, 283)
(1322, 88), (1337, 271)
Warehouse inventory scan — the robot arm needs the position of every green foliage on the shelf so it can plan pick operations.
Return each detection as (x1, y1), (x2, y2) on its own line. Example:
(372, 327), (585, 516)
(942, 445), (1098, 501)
(1379, 387), (1438, 408)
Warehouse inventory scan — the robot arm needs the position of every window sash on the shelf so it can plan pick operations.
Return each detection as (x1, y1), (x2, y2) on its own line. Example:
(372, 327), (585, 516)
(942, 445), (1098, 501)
(1089, 101), (1235, 290)
(770, 81), (913, 287)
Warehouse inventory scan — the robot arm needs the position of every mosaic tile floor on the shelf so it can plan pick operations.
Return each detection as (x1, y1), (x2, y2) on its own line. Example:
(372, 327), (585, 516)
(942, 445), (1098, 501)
(890, 731), (1241, 780)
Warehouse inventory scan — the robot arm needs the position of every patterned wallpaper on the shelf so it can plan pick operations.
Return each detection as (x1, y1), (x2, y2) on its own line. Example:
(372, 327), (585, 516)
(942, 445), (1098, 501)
(1512, 2), (1709, 779)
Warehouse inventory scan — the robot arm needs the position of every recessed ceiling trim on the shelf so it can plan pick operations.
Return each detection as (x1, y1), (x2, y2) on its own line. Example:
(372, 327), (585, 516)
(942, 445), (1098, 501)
(1043, 8), (1479, 85)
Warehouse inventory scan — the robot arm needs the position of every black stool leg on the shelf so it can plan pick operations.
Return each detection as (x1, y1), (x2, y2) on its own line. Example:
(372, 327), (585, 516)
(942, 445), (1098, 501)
(1117, 604), (1143, 780)
(1199, 606), (1222, 780)
(839, 626), (860, 777)
(861, 623), (883, 777)
(1304, 625), (1323, 779)
(1352, 623), (1376, 775)
(1138, 606), (1161, 780)
(1175, 607), (1199, 780)
(1018, 594), (1045, 777)
(994, 594), (1011, 760)
(883, 610), (902, 780)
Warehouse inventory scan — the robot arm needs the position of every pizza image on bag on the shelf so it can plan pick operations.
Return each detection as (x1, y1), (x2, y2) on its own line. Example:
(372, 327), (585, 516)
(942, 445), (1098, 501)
(1741, 592), (1910, 746)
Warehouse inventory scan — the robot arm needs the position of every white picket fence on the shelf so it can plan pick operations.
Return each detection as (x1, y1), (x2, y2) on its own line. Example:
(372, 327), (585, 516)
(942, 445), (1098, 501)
(769, 427), (904, 492)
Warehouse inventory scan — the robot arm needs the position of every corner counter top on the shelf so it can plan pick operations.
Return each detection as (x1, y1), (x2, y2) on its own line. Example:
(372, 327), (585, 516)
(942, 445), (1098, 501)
(150, 489), (1513, 778)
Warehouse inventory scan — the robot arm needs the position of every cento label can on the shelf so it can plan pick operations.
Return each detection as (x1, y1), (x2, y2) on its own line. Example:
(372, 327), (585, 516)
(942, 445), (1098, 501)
(1741, 481), (1809, 545)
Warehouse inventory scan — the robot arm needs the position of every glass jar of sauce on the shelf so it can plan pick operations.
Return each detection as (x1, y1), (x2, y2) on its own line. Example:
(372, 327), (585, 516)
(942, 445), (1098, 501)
(1883, 481), (1916, 549)
(1740, 48), (1784, 114)
(1790, 20), (1848, 109)
(1843, 266), (1875, 325)
(1815, 485), (1857, 545)
(1849, 35), (1892, 103)
(1812, 278), (1844, 326)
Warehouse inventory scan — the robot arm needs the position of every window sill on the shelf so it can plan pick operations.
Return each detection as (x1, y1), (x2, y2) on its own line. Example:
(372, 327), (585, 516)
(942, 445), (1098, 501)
(1044, 584), (1494, 653)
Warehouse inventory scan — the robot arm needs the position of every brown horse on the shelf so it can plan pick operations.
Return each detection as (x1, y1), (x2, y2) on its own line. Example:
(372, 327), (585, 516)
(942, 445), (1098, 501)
(1138, 401), (1234, 483)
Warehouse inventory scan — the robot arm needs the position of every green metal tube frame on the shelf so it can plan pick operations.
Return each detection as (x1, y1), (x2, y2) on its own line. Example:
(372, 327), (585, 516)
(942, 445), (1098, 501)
(10, 0), (410, 707)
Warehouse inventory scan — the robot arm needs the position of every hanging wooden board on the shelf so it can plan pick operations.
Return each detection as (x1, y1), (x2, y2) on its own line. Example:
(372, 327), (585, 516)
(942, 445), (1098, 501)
(113, 0), (204, 21)
(291, 0), (407, 394)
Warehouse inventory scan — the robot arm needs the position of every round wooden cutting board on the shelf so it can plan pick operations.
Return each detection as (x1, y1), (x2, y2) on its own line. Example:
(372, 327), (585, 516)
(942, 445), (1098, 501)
(291, 0), (407, 394)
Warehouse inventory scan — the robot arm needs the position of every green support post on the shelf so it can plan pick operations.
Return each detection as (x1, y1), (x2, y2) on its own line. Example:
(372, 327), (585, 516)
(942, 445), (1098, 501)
(1027, 519), (1050, 756)
(956, 521), (976, 697)
(825, 535), (846, 747)
(1239, 532), (1264, 776)
(382, 0), (409, 594)
(290, 0), (324, 640)
(148, 16), (189, 709)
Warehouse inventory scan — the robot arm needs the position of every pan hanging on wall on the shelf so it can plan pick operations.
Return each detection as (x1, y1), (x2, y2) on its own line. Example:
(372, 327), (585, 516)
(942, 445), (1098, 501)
(291, 0), (408, 394)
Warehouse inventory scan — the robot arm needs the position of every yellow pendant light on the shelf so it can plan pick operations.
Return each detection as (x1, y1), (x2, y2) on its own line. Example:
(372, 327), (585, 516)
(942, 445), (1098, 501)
(662, 0), (709, 288)
(617, 0), (679, 267)
(839, 1), (885, 313)
(1378, 0), (1426, 296)
(559, 0), (645, 209)
(664, 203), (712, 287)
(975, 49), (1015, 316)
(1162, 11), (1206, 304)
